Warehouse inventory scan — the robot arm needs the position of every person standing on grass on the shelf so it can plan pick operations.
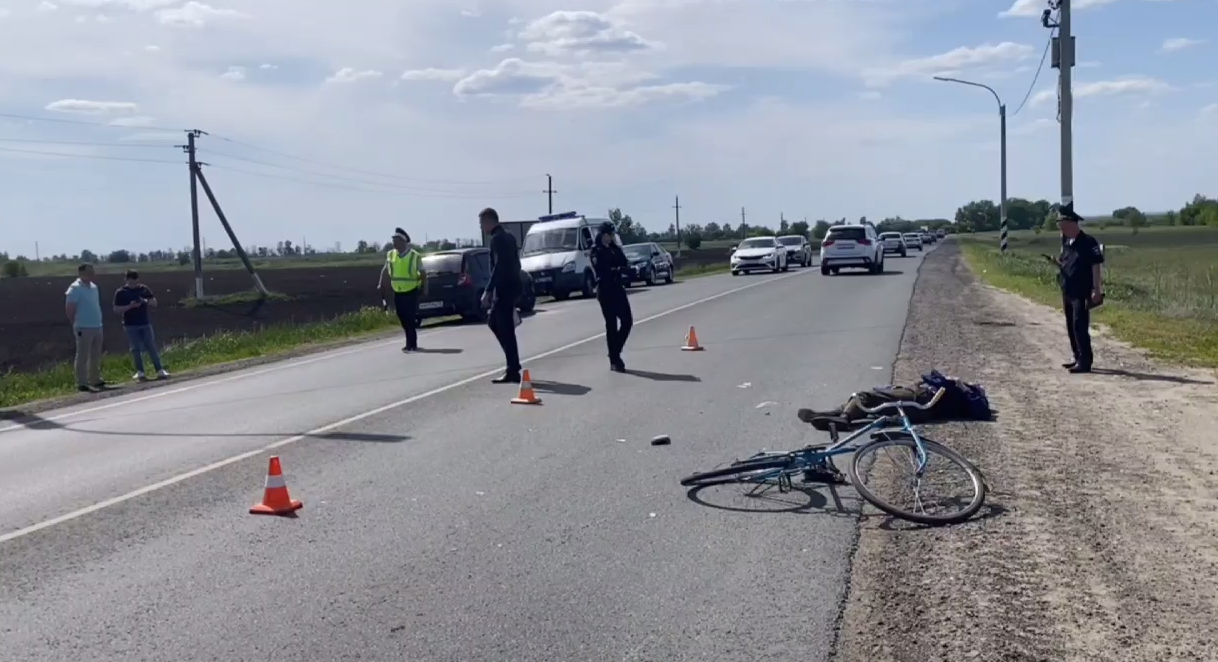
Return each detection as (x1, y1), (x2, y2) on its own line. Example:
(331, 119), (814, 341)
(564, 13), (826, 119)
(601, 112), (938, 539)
(1055, 203), (1105, 374)
(479, 207), (523, 384)
(65, 263), (105, 392)
(113, 270), (170, 381)
(377, 227), (427, 352)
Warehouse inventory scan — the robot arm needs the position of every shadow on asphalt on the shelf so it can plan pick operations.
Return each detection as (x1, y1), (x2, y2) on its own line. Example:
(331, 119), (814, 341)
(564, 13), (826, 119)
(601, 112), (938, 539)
(0, 411), (65, 429)
(411, 348), (463, 355)
(684, 482), (860, 518)
(625, 369), (700, 382)
(833, 270), (905, 277)
(874, 500), (1009, 531)
(530, 380), (592, 396)
(1090, 368), (1213, 385)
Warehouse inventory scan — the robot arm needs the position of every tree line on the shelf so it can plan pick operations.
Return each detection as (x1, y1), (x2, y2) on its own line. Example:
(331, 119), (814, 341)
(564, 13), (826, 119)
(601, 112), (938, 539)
(954, 193), (1218, 233)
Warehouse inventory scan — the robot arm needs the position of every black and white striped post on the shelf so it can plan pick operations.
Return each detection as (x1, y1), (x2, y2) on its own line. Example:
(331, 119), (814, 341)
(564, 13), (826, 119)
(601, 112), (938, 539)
(934, 76), (1009, 254)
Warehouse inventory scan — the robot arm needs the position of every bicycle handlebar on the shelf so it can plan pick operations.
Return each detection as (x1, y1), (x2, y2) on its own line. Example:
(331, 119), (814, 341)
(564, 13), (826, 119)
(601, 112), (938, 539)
(855, 386), (946, 415)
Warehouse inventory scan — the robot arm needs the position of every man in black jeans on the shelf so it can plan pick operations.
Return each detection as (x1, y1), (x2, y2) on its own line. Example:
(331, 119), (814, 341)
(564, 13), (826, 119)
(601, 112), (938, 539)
(479, 207), (523, 383)
(589, 221), (633, 372)
(1054, 204), (1105, 373)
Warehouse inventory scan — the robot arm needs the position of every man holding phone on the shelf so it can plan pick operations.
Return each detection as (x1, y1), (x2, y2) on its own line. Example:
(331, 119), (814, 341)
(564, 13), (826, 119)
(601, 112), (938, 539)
(114, 270), (170, 381)
(1047, 204), (1104, 373)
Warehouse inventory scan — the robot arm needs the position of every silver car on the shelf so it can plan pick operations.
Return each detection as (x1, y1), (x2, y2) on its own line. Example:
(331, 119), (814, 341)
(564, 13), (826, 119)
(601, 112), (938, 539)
(902, 233), (923, 251)
(777, 235), (813, 267)
(878, 232), (908, 257)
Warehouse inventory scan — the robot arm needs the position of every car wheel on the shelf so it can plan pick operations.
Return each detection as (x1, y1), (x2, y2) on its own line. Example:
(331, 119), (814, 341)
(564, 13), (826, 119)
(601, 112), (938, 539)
(664, 268), (674, 284)
(731, 270), (741, 276)
(552, 290), (570, 301)
(516, 294), (536, 314)
(645, 270), (656, 286)
(900, 249), (906, 257)
(581, 272), (596, 298)
(821, 263), (831, 275)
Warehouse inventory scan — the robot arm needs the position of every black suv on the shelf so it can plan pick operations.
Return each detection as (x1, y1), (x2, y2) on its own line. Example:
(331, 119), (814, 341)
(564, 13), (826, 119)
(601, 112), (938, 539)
(416, 248), (536, 323)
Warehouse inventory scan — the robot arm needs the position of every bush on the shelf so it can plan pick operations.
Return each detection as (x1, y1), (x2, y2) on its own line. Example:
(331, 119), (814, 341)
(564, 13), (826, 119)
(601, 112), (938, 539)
(685, 235), (703, 250)
(2, 260), (28, 278)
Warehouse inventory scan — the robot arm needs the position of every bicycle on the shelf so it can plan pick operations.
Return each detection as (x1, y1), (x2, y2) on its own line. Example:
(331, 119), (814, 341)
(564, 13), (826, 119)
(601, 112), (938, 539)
(679, 387), (987, 525)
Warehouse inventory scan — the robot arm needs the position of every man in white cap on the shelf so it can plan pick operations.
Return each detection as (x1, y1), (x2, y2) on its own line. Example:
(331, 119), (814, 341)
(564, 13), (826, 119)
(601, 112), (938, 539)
(377, 227), (427, 352)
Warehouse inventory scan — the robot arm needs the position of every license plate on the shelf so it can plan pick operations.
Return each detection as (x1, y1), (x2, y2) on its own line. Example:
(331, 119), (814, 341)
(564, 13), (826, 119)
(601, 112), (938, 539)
(418, 301), (443, 310)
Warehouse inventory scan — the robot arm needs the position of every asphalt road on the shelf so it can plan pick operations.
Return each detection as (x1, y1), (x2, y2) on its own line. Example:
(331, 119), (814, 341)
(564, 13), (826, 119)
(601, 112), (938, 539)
(0, 249), (930, 662)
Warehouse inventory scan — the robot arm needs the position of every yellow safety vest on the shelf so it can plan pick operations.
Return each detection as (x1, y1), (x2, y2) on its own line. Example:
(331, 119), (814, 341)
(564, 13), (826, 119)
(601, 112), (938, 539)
(387, 249), (421, 293)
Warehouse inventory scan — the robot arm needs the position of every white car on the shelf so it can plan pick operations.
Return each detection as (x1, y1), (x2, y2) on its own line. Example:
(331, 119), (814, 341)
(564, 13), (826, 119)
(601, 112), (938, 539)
(878, 232), (908, 257)
(777, 235), (814, 267)
(902, 233), (923, 251)
(820, 224), (885, 275)
(730, 236), (789, 275)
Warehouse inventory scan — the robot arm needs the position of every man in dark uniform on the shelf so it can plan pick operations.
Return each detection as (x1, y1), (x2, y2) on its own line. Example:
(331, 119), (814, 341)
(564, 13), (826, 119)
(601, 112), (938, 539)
(1054, 203), (1105, 373)
(479, 207), (523, 383)
(589, 221), (633, 372)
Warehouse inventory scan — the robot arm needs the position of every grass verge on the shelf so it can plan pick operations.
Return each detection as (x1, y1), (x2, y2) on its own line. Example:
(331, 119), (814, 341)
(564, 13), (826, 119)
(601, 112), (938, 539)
(0, 264), (734, 409)
(957, 230), (1218, 368)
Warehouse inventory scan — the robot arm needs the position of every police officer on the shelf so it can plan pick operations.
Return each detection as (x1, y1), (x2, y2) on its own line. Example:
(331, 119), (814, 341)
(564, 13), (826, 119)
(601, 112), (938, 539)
(377, 227), (426, 352)
(590, 221), (633, 372)
(1054, 204), (1104, 373)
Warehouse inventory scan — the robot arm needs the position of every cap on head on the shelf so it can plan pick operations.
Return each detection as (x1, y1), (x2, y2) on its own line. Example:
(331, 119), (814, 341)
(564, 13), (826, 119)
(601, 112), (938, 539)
(393, 227), (411, 243)
(598, 221), (616, 237)
(1057, 202), (1084, 224)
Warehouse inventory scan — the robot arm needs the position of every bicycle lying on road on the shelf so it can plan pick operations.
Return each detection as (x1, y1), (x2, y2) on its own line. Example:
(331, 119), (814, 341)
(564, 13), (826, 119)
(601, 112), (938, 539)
(680, 387), (988, 525)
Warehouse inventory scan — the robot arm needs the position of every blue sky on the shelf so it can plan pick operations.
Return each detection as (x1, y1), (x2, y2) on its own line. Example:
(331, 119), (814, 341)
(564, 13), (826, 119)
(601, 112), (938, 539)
(1, 0), (1216, 257)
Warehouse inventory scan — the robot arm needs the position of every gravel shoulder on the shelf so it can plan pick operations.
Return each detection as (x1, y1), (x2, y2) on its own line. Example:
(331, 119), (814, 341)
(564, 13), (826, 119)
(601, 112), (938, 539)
(834, 242), (1218, 662)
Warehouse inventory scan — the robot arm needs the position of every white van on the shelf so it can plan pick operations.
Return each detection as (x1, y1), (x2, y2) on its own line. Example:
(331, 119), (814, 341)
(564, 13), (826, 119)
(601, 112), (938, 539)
(520, 211), (619, 300)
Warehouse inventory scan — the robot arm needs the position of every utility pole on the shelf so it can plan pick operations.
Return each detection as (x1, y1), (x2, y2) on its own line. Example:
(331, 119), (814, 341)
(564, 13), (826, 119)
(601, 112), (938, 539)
(34, 241), (39, 261)
(740, 207), (747, 238)
(544, 174), (556, 214)
(1044, 0), (1073, 214)
(672, 195), (682, 256)
(180, 129), (206, 297)
(933, 75), (1008, 252)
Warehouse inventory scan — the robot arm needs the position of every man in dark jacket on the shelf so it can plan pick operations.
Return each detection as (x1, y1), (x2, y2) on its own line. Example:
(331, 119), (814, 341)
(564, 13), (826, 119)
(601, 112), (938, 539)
(113, 269), (170, 381)
(1054, 203), (1105, 373)
(590, 221), (633, 372)
(479, 207), (523, 383)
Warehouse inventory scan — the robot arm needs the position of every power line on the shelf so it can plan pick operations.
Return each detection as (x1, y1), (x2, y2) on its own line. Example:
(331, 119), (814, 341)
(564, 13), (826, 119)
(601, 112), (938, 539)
(0, 111), (181, 132)
(0, 137), (172, 148)
(207, 133), (537, 186)
(0, 145), (181, 164)
(1011, 15), (1058, 117)
(203, 162), (536, 199)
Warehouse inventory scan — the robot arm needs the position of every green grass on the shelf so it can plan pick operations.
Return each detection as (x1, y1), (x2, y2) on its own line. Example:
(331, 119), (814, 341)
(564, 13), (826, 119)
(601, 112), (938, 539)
(0, 262), (733, 409)
(958, 226), (1218, 368)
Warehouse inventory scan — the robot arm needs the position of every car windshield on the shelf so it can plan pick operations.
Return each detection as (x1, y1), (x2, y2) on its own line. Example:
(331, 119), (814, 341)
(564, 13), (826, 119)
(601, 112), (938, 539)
(738, 238), (775, 249)
(880, 233), (901, 239)
(827, 227), (867, 241)
(421, 254), (463, 273)
(778, 237), (803, 246)
(623, 245), (652, 258)
(522, 228), (578, 256)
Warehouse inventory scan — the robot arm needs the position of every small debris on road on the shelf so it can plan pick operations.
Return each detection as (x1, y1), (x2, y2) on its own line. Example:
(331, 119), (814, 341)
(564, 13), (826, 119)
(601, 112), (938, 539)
(737, 382), (752, 388)
(650, 434), (671, 446)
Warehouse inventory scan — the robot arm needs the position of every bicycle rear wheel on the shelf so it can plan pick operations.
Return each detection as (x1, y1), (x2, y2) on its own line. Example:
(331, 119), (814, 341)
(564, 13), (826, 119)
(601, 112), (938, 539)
(679, 455), (795, 487)
(848, 435), (986, 525)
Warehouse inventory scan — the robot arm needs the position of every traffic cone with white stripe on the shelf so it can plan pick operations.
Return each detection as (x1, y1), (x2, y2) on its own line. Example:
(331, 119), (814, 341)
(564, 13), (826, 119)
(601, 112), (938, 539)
(511, 369), (542, 405)
(250, 456), (303, 515)
(682, 326), (704, 351)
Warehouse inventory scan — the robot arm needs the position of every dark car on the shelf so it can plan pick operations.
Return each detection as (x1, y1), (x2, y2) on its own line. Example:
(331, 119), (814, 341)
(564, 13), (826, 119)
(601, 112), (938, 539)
(416, 248), (536, 324)
(621, 242), (675, 286)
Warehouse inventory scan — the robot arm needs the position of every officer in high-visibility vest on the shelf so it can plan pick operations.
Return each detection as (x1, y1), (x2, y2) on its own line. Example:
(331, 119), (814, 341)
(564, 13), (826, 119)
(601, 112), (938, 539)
(377, 227), (427, 352)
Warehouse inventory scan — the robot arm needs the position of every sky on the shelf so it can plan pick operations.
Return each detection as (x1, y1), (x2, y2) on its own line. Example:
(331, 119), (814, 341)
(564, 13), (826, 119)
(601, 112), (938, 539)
(0, 0), (1216, 257)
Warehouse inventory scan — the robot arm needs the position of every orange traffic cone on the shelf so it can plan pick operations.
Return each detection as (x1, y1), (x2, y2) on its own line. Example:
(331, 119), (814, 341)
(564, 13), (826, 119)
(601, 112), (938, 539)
(250, 456), (303, 516)
(681, 326), (705, 351)
(511, 369), (542, 405)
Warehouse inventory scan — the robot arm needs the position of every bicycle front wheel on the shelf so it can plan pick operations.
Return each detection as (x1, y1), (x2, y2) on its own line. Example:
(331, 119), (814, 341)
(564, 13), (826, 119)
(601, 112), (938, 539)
(679, 455), (795, 487)
(849, 435), (986, 525)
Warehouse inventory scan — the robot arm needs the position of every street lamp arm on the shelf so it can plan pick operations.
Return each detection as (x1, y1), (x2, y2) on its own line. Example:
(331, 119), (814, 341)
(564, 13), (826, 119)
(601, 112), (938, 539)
(932, 76), (1003, 109)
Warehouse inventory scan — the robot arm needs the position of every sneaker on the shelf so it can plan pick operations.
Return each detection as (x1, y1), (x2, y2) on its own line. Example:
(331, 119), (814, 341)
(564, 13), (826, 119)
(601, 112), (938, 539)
(77, 385), (97, 393)
(156, 369), (171, 379)
(133, 371), (148, 382)
(91, 381), (107, 389)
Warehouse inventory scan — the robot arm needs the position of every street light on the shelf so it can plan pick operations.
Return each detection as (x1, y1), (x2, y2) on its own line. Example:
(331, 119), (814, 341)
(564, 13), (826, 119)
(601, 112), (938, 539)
(933, 75), (1008, 253)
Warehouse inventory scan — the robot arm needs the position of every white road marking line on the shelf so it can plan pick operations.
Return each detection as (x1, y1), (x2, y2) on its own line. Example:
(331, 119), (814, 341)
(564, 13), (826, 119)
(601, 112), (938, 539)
(0, 270), (803, 543)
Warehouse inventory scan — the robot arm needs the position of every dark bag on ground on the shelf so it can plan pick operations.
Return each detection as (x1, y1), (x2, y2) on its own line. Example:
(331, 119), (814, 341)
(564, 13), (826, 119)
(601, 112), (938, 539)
(802, 369), (991, 431)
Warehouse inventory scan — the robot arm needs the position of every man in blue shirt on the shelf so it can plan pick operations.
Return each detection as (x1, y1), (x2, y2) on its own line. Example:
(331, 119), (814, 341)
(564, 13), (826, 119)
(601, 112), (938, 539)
(64, 263), (105, 392)
(113, 269), (170, 381)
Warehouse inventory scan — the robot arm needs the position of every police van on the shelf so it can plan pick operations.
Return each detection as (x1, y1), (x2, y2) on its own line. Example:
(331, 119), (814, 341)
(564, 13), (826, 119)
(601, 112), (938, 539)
(519, 211), (619, 300)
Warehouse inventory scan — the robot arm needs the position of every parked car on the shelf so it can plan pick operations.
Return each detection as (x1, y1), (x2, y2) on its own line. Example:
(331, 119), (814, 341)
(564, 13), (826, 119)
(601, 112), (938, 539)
(922, 232), (936, 245)
(902, 233), (923, 251)
(777, 235), (814, 267)
(416, 248), (536, 324)
(878, 231), (908, 257)
(621, 242), (675, 286)
(820, 224), (885, 275)
(936, 229), (946, 239)
(730, 236), (789, 275)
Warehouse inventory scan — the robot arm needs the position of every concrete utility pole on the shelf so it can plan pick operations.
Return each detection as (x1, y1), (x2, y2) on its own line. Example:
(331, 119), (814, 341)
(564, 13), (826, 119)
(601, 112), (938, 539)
(933, 76), (1008, 253)
(180, 129), (206, 297)
(740, 207), (747, 238)
(1047, 0), (1075, 211)
(672, 195), (682, 256)
(544, 174), (556, 214)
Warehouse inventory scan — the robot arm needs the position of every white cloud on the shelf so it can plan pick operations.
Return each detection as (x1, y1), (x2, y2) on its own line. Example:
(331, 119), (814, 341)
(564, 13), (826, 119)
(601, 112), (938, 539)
(38, 2), (59, 11)
(325, 67), (383, 83)
(0, 8), (10, 19)
(460, 8), (480, 18)
(155, 1), (249, 27)
(220, 66), (245, 81)
(1013, 117), (1056, 135)
(1160, 37), (1204, 53)
(1030, 77), (1172, 106)
(108, 115), (156, 127)
(143, 45), (160, 52)
(864, 42), (1034, 87)
(519, 10), (657, 57)
(259, 63), (277, 70)
(401, 68), (467, 82)
(94, 13), (110, 22)
(454, 59), (563, 97)
(524, 81), (728, 110)
(1200, 103), (1218, 120)
(490, 43), (514, 53)
(44, 99), (138, 114)
(59, 0), (178, 9)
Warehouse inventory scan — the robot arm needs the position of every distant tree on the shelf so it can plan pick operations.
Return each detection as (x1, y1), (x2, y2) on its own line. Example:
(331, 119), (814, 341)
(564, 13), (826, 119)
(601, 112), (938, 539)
(608, 208), (648, 244)
(2, 260), (28, 278)
(813, 220), (831, 239)
(789, 220), (809, 237)
(80, 249), (98, 263)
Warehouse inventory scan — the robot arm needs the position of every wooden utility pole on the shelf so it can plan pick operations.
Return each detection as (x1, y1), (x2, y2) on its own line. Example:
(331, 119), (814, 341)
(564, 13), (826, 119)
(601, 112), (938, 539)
(740, 207), (747, 238)
(673, 195), (682, 256)
(544, 174), (556, 214)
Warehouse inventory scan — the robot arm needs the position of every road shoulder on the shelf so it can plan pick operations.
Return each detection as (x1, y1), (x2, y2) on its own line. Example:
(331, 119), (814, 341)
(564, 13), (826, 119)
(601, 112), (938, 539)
(834, 243), (1218, 661)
